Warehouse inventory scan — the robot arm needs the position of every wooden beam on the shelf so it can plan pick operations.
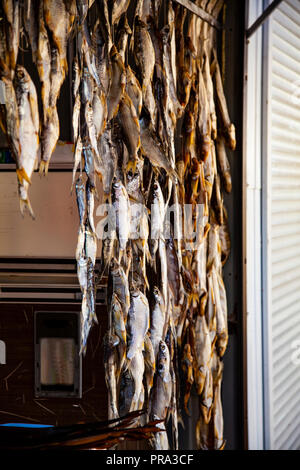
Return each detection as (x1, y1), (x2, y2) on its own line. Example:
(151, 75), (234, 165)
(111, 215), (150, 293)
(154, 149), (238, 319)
(172, 0), (222, 30)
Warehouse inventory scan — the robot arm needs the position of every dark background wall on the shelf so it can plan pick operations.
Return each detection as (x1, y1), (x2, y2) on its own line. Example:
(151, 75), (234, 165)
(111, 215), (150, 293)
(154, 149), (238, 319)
(0, 303), (107, 426)
(221, 0), (245, 450)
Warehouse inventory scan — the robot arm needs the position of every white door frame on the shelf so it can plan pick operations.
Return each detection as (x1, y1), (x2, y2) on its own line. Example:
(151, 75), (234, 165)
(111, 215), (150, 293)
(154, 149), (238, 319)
(243, 0), (265, 450)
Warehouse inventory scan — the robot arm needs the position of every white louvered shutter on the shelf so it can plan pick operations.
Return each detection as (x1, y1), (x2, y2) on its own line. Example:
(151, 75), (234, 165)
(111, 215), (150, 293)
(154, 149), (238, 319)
(266, 0), (300, 450)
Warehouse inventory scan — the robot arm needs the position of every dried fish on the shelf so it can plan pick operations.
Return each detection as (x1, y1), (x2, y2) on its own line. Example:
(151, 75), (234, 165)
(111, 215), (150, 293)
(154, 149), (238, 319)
(112, 177), (131, 255)
(150, 287), (166, 360)
(144, 333), (156, 402)
(213, 50), (236, 151)
(126, 65), (142, 118)
(126, 288), (149, 362)
(107, 46), (126, 122)
(116, 14), (132, 63)
(103, 332), (120, 419)
(107, 258), (130, 322)
(140, 114), (177, 181)
(149, 177), (165, 259)
(118, 92), (140, 171)
(111, 0), (131, 26)
(150, 341), (172, 450)
(14, 65), (40, 218)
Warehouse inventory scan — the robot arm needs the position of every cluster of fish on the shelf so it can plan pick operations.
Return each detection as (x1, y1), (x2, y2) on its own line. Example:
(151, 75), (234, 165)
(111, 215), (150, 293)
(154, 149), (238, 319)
(73, 0), (233, 451)
(0, 0), (235, 451)
(0, 0), (76, 217)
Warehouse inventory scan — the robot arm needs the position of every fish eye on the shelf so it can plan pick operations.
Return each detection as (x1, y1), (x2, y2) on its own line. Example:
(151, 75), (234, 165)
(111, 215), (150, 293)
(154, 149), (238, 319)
(158, 364), (164, 371)
(127, 170), (133, 178)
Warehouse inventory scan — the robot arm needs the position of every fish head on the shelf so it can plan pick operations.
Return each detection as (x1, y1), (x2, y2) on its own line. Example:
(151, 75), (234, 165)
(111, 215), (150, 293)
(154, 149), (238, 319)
(15, 65), (30, 92)
(153, 286), (161, 302)
(130, 287), (140, 299)
(134, 16), (146, 30)
(157, 341), (170, 378)
(161, 25), (170, 44)
(109, 257), (120, 273)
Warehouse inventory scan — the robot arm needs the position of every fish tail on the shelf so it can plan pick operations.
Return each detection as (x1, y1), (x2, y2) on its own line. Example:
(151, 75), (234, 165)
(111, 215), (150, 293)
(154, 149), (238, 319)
(92, 310), (98, 325)
(79, 342), (87, 356)
(39, 160), (49, 176)
(19, 197), (35, 220)
(126, 157), (137, 174)
(16, 168), (31, 185)
(123, 357), (131, 373)
(150, 255), (157, 273)
(184, 395), (191, 417)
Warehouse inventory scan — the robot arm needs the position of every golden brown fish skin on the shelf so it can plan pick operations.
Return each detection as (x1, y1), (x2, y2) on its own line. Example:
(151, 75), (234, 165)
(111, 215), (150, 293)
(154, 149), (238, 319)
(76, 0), (89, 24)
(6, 0), (19, 74)
(49, 46), (66, 109)
(181, 343), (194, 416)
(197, 60), (212, 162)
(211, 173), (223, 226)
(23, 0), (39, 62)
(118, 92), (140, 172)
(203, 50), (217, 140)
(192, 313), (212, 397)
(216, 136), (232, 193)
(92, 19), (111, 95)
(133, 16), (155, 95)
(36, 2), (51, 123)
(72, 92), (81, 145)
(0, 69), (23, 176)
(111, 0), (130, 26)
(212, 49), (236, 151)
(116, 14), (132, 63)
(39, 106), (59, 175)
(126, 65), (142, 118)
(219, 205), (231, 266)
(182, 109), (196, 173)
(43, 0), (73, 71)
(139, 115), (178, 182)
(107, 45), (126, 122)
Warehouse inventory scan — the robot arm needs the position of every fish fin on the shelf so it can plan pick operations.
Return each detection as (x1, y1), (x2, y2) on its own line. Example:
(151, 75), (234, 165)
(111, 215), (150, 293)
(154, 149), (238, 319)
(39, 160), (49, 176)
(34, 157), (39, 171)
(123, 357), (131, 373)
(92, 311), (98, 325)
(16, 168), (31, 185)
(126, 158), (137, 174)
(20, 198), (35, 220)
(79, 342), (87, 356)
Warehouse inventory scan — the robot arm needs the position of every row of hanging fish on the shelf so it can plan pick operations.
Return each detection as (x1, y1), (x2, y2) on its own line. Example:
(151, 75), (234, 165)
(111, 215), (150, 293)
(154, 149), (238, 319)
(0, 0), (235, 451)
(0, 0), (76, 217)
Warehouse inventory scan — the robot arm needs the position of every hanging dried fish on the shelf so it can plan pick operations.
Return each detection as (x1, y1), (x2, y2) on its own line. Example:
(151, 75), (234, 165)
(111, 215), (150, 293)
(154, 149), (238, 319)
(14, 65), (39, 218)
(0, 0), (236, 451)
